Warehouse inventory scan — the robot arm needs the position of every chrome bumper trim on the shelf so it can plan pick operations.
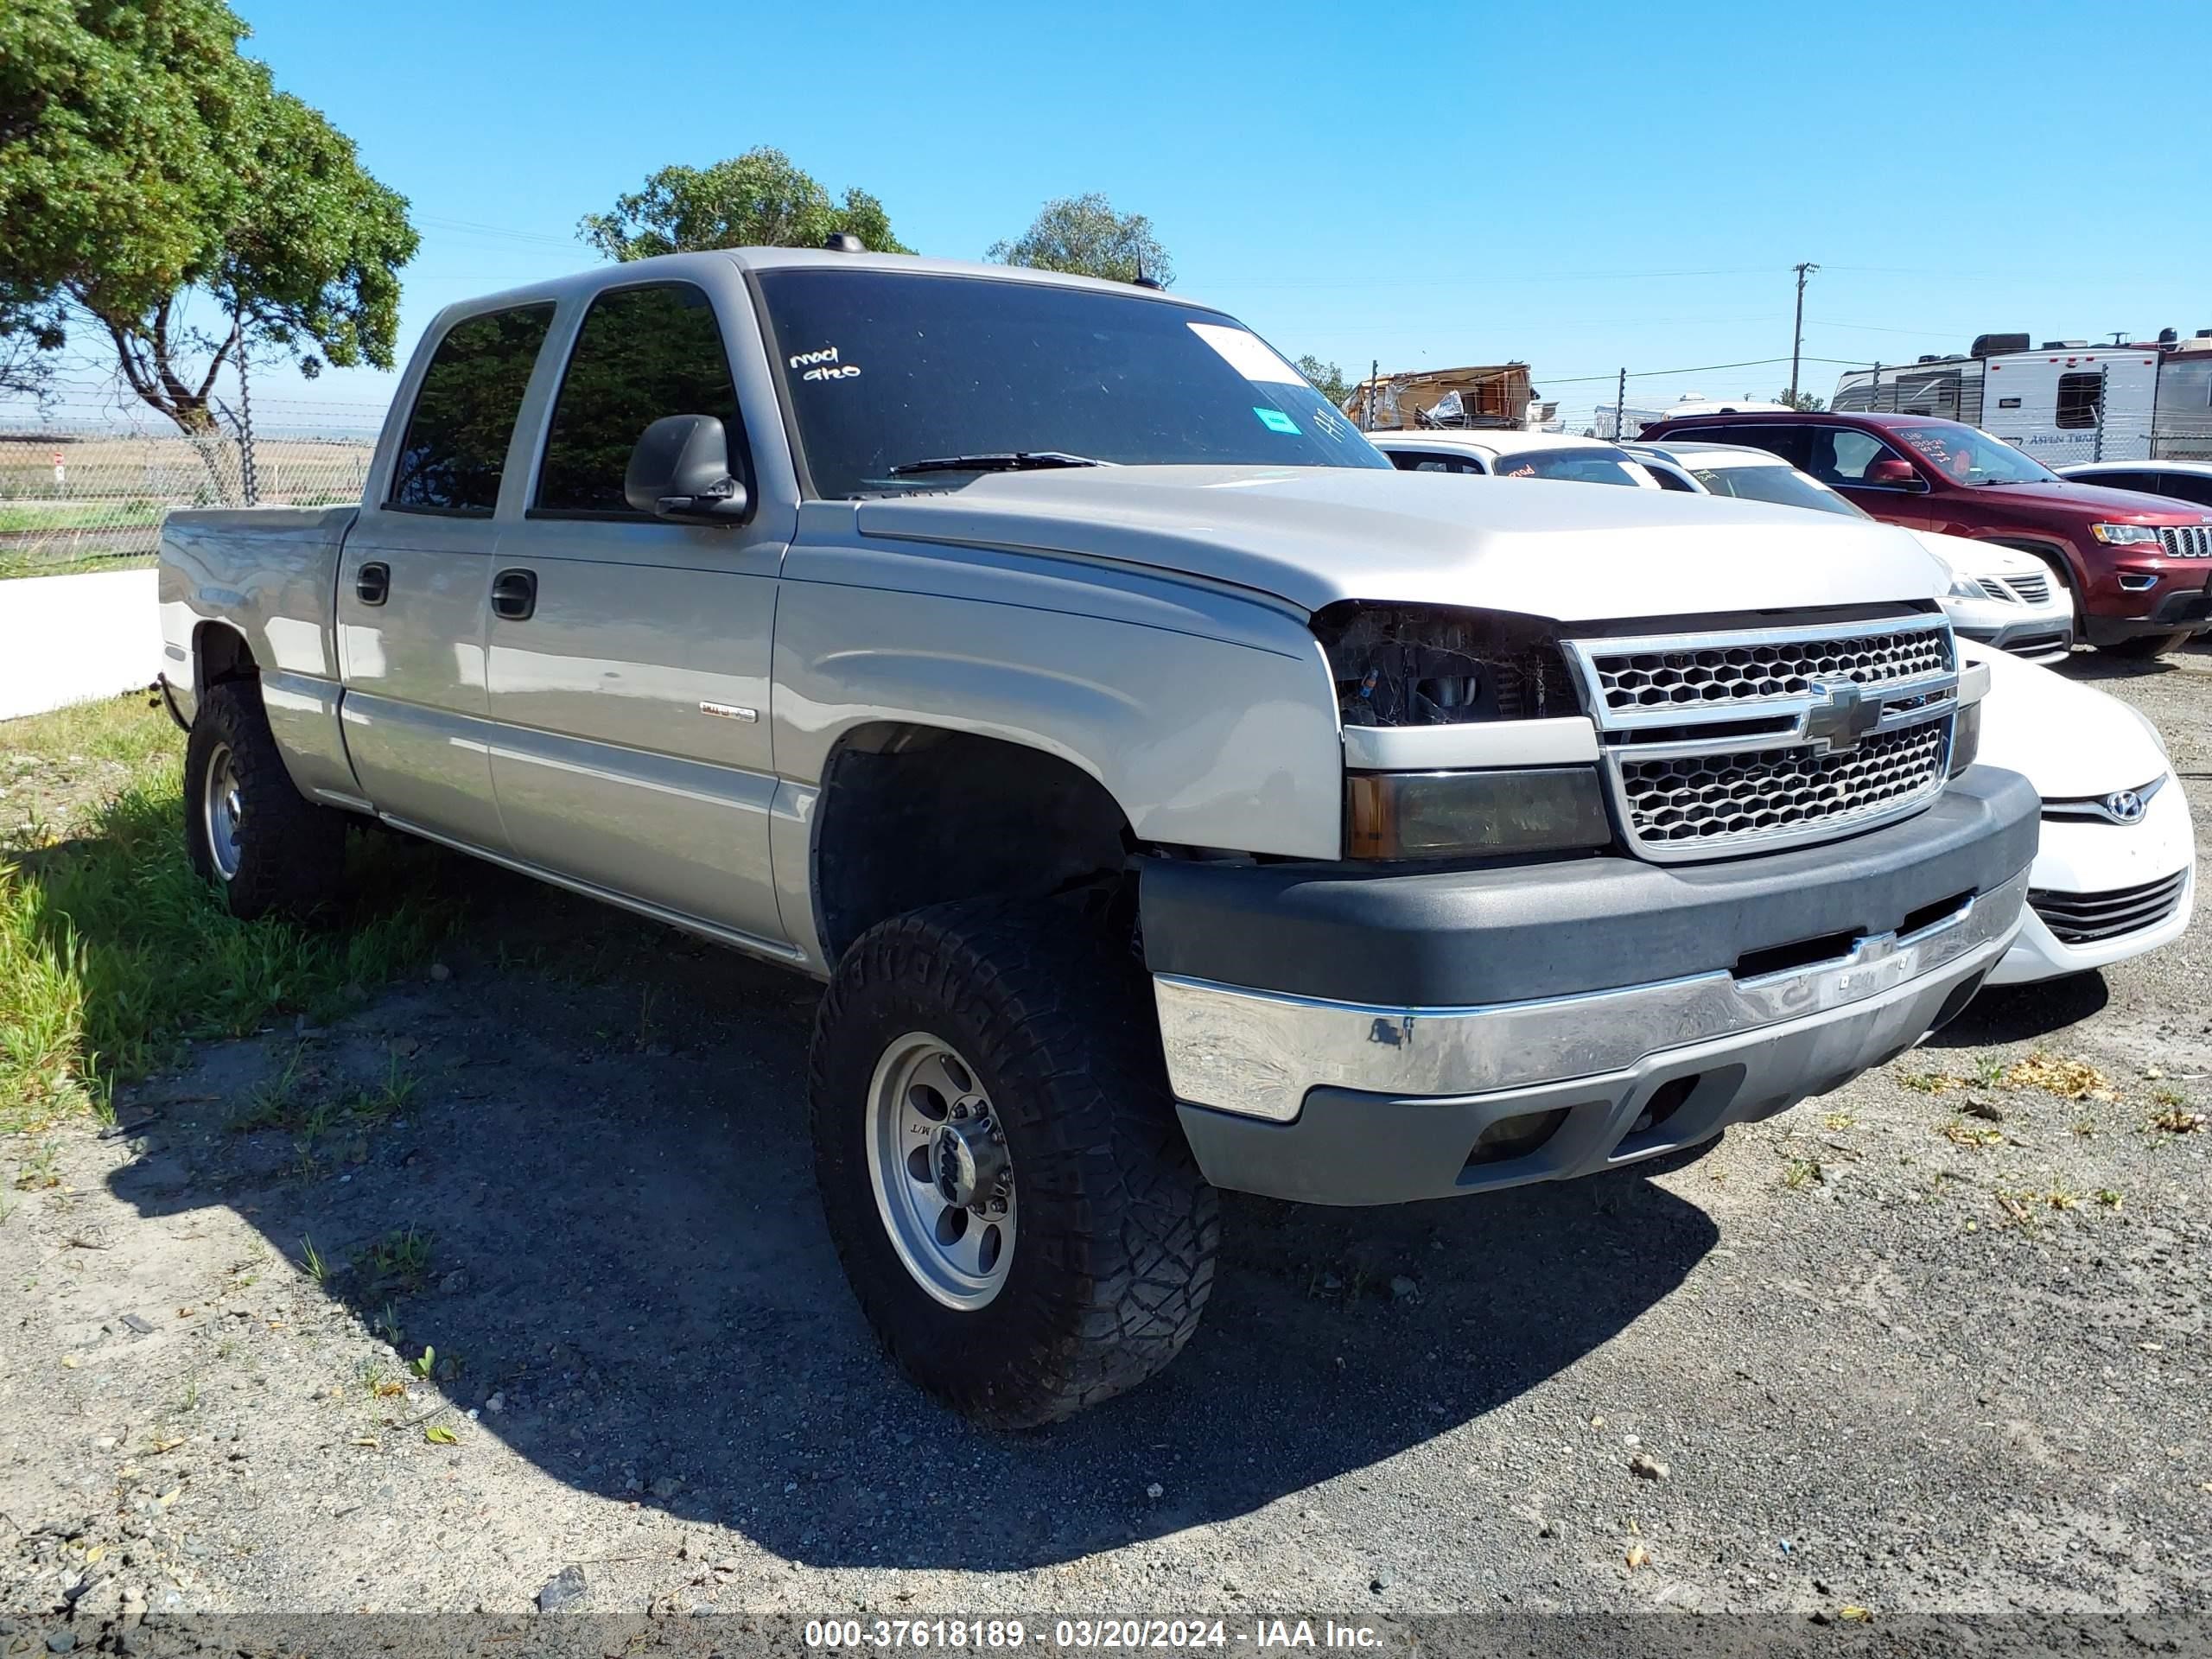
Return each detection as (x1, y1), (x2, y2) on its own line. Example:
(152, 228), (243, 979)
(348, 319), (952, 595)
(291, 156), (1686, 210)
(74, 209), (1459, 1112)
(1154, 865), (2029, 1122)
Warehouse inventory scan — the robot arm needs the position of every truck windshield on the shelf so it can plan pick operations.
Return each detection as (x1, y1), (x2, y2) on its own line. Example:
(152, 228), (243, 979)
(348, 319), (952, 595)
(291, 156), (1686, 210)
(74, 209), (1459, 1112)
(754, 268), (1389, 499)
(1890, 422), (2058, 486)
(1690, 462), (1869, 518)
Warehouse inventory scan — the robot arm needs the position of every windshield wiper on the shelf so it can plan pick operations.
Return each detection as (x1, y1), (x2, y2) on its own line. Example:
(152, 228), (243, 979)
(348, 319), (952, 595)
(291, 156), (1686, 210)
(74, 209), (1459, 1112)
(887, 450), (1107, 476)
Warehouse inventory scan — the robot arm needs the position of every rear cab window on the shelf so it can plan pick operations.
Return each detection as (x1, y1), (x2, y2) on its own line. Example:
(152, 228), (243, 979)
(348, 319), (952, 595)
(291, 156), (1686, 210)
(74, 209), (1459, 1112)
(386, 304), (556, 514)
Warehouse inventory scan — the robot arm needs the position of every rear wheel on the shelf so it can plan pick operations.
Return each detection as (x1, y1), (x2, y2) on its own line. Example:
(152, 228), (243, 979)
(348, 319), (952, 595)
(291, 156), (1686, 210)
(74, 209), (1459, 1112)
(2111, 629), (2193, 659)
(184, 679), (351, 919)
(810, 898), (1218, 1427)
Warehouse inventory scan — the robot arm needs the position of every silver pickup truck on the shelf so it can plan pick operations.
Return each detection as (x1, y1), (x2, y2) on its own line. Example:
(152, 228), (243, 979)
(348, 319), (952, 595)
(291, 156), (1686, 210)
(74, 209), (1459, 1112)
(158, 247), (2037, 1425)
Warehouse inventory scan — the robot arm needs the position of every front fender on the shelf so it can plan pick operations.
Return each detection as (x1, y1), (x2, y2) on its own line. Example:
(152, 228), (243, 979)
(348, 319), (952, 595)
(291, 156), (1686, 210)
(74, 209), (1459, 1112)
(772, 539), (1344, 860)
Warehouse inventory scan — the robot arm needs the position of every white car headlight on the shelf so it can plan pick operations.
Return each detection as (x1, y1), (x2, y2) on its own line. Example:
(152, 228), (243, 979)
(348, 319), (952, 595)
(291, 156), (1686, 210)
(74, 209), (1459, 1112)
(1948, 575), (1999, 601)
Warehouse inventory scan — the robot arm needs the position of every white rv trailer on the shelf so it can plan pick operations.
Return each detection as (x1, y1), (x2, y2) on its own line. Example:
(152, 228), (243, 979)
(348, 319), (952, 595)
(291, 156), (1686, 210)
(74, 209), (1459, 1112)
(1834, 330), (2212, 464)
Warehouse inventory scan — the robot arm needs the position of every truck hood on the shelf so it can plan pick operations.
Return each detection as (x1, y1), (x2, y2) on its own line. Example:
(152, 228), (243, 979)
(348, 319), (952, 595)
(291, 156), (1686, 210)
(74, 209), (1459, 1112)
(852, 465), (1949, 621)
(1967, 644), (2170, 798)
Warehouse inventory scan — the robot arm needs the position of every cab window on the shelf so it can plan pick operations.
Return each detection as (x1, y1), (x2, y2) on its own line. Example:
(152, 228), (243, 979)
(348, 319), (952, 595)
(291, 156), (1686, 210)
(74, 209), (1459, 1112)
(535, 283), (747, 517)
(387, 304), (556, 514)
(1808, 428), (1905, 486)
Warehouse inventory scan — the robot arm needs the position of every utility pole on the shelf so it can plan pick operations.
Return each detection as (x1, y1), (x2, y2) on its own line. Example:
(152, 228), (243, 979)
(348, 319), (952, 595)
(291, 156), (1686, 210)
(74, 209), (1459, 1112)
(1789, 262), (1819, 405)
(1613, 367), (1626, 440)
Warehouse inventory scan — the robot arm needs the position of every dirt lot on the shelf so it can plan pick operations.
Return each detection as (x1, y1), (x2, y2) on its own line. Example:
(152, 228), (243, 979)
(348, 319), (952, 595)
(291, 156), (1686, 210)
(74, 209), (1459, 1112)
(3, 650), (2211, 1646)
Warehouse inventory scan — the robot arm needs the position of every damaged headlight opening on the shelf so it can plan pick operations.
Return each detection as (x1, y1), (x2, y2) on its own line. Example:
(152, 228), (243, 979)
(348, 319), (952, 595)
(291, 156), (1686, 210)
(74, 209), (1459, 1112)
(1316, 602), (1610, 859)
(1347, 767), (1611, 859)
(1314, 601), (1578, 727)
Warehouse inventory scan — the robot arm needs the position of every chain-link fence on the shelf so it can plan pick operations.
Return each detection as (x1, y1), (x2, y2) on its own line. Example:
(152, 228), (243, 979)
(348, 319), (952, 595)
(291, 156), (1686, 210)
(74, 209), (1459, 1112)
(0, 425), (378, 579)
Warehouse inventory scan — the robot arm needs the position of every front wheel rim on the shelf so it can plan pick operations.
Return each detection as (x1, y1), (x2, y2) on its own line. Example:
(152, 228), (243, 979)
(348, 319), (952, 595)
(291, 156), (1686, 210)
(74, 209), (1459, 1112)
(202, 742), (244, 880)
(864, 1033), (1017, 1310)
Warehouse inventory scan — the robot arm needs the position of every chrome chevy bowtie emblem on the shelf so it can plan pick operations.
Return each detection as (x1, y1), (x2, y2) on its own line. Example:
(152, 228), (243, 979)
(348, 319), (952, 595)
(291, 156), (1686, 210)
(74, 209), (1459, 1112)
(2103, 789), (2145, 823)
(1804, 675), (1885, 753)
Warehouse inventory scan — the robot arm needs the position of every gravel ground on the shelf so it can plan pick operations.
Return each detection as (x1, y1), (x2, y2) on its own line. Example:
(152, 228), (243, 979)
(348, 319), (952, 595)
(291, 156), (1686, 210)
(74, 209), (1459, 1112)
(3, 647), (2211, 1647)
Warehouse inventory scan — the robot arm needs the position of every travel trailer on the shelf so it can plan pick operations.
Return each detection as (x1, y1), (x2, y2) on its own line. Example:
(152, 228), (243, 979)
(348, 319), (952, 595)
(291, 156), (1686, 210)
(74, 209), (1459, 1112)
(1834, 329), (2212, 465)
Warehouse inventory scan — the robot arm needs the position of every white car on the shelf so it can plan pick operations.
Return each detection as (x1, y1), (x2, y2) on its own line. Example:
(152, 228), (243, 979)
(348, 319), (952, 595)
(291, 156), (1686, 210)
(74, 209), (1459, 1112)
(1371, 429), (1663, 486)
(2057, 459), (2212, 512)
(1630, 440), (2075, 663)
(1967, 644), (2195, 985)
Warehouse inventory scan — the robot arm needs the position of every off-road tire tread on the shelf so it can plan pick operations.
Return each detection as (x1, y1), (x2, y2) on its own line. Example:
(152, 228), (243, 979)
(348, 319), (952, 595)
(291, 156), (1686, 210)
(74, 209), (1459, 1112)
(810, 898), (1219, 1428)
(185, 679), (350, 920)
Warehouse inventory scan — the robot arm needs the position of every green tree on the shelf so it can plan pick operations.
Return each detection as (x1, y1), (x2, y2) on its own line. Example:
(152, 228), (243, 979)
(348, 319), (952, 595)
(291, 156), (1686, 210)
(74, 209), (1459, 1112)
(0, 0), (418, 493)
(987, 194), (1173, 287)
(1297, 355), (1351, 405)
(1777, 388), (1827, 411)
(579, 150), (912, 261)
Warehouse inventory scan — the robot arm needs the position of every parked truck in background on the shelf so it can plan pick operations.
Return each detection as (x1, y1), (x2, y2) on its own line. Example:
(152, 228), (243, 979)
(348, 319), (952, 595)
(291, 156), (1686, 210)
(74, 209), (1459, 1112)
(158, 248), (2035, 1424)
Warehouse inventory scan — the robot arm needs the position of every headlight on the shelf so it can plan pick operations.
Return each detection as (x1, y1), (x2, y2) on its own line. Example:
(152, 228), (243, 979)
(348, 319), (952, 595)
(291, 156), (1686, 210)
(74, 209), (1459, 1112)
(1314, 602), (1578, 726)
(1346, 767), (1611, 859)
(1947, 700), (1982, 778)
(2089, 523), (2163, 546)
(1948, 575), (1999, 601)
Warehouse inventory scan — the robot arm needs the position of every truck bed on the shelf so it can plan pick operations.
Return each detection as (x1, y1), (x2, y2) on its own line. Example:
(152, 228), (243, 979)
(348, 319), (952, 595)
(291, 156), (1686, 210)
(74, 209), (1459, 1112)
(157, 505), (358, 720)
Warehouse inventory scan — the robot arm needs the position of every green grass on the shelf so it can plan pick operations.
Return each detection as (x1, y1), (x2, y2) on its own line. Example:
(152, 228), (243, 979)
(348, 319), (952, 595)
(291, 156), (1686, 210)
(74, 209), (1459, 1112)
(1, 696), (457, 1131)
(0, 550), (159, 582)
(0, 502), (166, 534)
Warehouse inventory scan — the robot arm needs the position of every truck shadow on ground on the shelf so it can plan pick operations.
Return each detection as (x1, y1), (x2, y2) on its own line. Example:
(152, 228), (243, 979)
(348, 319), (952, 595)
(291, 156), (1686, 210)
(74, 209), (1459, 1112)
(1925, 974), (2110, 1048)
(102, 856), (1716, 1573)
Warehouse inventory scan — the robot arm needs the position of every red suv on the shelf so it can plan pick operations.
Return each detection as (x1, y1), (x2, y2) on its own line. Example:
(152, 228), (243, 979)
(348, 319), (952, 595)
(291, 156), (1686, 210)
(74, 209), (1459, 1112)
(1640, 410), (2212, 657)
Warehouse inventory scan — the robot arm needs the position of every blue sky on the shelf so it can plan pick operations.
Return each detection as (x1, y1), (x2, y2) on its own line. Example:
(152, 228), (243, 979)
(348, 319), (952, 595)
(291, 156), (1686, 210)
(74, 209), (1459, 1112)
(33, 0), (2212, 429)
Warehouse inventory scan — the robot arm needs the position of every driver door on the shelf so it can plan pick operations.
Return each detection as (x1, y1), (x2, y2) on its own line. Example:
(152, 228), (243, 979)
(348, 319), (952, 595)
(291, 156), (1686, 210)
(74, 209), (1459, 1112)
(1810, 428), (1939, 530)
(481, 279), (791, 951)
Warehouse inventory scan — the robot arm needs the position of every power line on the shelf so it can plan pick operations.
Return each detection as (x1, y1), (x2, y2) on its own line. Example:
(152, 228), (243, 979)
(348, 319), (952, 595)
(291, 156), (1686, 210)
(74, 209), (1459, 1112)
(1543, 353), (1872, 386)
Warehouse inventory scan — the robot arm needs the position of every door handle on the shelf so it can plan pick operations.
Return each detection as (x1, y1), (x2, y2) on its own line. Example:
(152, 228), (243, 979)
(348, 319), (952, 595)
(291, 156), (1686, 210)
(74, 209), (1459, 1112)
(491, 568), (537, 621)
(355, 562), (390, 606)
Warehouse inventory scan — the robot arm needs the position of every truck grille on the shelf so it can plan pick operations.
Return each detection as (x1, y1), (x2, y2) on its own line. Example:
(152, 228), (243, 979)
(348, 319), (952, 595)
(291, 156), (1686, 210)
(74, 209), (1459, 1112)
(1584, 625), (1951, 713)
(1566, 615), (1959, 863)
(2029, 870), (2188, 944)
(2158, 525), (2212, 559)
(1996, 571), (2051, 605)
(1618, 721), (1948, 853)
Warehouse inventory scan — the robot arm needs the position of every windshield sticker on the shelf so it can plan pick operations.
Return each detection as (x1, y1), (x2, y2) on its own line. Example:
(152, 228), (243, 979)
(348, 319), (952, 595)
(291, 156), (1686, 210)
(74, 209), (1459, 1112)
(1190, 322), (1306, 385)
(790, 344), (861, 383)
(1254, 406), (1302, 435)
(1309, 403), (1351, 441)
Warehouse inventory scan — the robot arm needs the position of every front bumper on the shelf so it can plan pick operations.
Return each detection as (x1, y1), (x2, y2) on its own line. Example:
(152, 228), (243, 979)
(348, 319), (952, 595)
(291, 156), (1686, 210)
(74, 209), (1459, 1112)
(1143, 767), (2038, 1206)
(1942, 594), (2075, 663)
(2082, 562), (2212, 643)
(1986, 778), (2195, 985)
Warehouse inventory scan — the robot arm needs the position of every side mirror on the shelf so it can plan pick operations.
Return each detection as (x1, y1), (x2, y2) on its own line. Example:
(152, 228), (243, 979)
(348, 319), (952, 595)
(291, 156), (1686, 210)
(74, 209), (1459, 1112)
(624, 415), (749, 523)
(1862, 457), (1927, 492)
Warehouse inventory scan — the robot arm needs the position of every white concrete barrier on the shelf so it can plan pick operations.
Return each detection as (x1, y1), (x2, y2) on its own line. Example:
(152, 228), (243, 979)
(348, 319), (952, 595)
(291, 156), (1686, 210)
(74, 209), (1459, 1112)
(0, 569), (165, 721)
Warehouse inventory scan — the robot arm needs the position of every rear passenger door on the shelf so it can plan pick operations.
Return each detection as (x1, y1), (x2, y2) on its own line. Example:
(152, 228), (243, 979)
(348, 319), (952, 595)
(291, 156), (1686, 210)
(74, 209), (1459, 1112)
(482, 280), (791, 950)
(338, 303), (554, 851)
